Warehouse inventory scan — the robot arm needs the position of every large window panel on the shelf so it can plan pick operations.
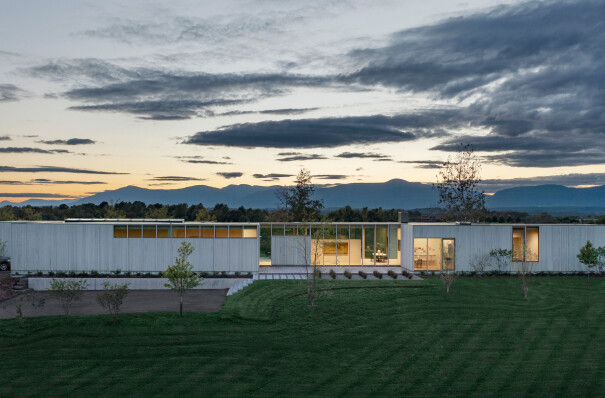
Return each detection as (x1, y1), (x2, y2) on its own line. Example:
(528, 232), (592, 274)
(363, 226), (375, 266)
(157, 225), (171, 238)
(375, 226), (388, 264)
(186, 225), (201, 238)
(526, 227), (539, 262)
(336, 225), (350, 266)
(229, 226), (243, 238)
(127, 225), (142, 238)
(243, 226), (258, 238)
(350, 226), (363, 265)
(442, 239), (455, 270)
(143, 225), (156, 238)
(114, 225), (127, 238)
(414, 238), (427, 270)
(201, 226), (214, 238)
(215, 226), (228, 238)
(512, 228), (525, 261)
(427, 238), (442, 271)
(172, 226), (186, 238)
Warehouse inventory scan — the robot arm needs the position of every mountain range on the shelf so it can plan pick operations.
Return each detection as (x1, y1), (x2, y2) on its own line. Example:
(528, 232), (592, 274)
(3, 180), (605, 215)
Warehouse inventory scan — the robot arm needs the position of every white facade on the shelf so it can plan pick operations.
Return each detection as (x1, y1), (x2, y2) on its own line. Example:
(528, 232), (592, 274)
(403, 223), (605, 272)
(0, 221), (260, 273)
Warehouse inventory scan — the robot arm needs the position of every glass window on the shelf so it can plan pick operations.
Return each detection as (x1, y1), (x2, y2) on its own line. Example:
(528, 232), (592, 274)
(285, 224), (297, 236)
(113, 225), (127, 238)
(375, 226), (388, 264)
(216, 226), (228, 238)
(271, 224), (284, 236)
(142, 225), (156, 238)
(388, 225), (399, 260)
(229, 226), (243, 238)
(157, 225), (171, 238)
(243, 226), (258, 238)
(442, 239), (455, 270)
(127, 225), (142, 238)
(414, 238), (427, 270)
(350, 226), (363, 265)
(186, 225), (201, 238)
(172, 226), (186, 238)
(201, 227), (214, 238)
(512, 228), (524, 261)
(526, 227), (539, 262)
(363, 226), (375, 265)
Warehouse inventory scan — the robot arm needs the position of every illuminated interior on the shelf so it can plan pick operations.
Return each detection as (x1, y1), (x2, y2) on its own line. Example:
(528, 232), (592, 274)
(512, 227), (539, 262)
(414, 238), (455, 271)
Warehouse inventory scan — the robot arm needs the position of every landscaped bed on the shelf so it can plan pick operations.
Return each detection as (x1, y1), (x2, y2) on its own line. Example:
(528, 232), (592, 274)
(0, 277), (604, 397)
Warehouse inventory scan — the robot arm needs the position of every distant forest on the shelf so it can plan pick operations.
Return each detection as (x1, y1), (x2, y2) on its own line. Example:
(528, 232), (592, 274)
(0, 202), (601, 224)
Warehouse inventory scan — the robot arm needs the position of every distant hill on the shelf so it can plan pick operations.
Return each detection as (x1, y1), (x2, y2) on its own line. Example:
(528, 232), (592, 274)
(3, 181), (605, 215)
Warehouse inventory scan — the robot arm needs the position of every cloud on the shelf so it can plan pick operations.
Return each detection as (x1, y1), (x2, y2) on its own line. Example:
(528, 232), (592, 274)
(216, 108), (318, 117)
(252, 173), (294, 180)
(0, 166), (127, 174)
(481, 173), (605, 192)
(335, 152), (389, 159)
(0, 147), (71, 154)
(0, 192), (76, 198)
(185, 111), (458, 148)
(0, 136), (10, 141)
(0, 84), (26, 102)
(340, 0), (605, 167)
(29, 179), (107, 185)
(216, 172), (243, 179)
(314, 174), (349, 180)
(399, 160), (444, 169)
(38, 138), (96, 145)
(276, 153), (327, 162)
(147, 176), (206, 182)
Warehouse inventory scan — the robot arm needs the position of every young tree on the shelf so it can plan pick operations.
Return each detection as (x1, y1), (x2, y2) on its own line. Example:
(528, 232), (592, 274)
(433, 144), (486, 222)
(276, 168), (324, 222)
(490, 248), (514, 273)
(96, 281), (130, 321)
(49, 279), (88, 316)
(297, 220), (334, 306)
(517, 246), (535, 300)
(163, 242), (203, 316)
(577, 240), (598, 284)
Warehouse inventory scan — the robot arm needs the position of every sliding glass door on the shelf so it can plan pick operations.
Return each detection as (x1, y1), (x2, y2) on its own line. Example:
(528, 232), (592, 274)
(413, 238), (455, 271)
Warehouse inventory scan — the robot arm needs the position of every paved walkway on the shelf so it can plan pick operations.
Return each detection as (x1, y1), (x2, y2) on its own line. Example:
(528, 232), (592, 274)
(256, 266), (421, 281)
(0, 289), (228, 319)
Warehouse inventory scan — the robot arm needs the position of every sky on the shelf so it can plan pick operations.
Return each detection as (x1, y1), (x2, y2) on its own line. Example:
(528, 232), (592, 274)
(1, 0), (604, 202)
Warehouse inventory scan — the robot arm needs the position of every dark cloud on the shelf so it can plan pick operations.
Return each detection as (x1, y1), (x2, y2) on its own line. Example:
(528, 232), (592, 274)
(481, 173), (605, 192)
(0, 84), (25, 102)
(148, 176), (206, 182)
(185, 111), (458, 148)
(252, 173), (294, 180)
(0, 166), (127, 175)
(314, 174), (349, 180)
(216, 172), (243, 179)
(335, 152), (389, 159)
(0, 136), (10, 141)
(217, 108), (318, 117)
(276, 153), (327, 162)
(399, 160), (444, 169)
(0, 147), (71, 154)
(173, 155), (232, 165)
(38, 138), (96, 145)
(0, 192), (76, 198)
(29, 179), (106, 185)
(340, 0), (605, 167)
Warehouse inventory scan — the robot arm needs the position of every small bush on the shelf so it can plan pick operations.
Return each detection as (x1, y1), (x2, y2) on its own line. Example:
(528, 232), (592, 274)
(36, 270), (43, 276)
(96, 281), (130, 322)
(48, 271), (56, 276)
(144, 272), (153, 278)
(373, 270), (383, 279)
(124, 271), (131, 276)
(344, 270), (352, 279)
(314, 268), (322, 279)
(135, 272), (142, 276)
(235, 271), (241, 276)
(200, 272), (209, 277)
(57, 271), (67, 277)
(68, 271), (76, 277)
(358, 271), (367, 279)
(90, 270), (99, 276)
(49, 278), (87, 316)
(387, 270), (398, 279)
(112, 269), (122, 276)
(329, 269), (337, 279)
(220, 271), (228, 277)
(407, 273), (413, 279)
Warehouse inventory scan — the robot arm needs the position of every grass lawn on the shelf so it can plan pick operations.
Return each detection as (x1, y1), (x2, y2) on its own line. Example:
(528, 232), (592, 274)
(1, 277), (604, 397)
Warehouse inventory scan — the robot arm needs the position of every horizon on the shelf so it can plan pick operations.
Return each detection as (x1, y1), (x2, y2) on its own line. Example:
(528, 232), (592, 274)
(2, 0), (605, 202)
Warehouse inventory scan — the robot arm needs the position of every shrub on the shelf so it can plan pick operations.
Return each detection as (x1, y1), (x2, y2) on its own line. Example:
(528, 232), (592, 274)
(144, 272), (153, 278)
(235, 271), (241, 276)
(490, 248), (513, 273)
(68, 271), (76, 277)
(48, 271), (55, 276)
(220, 271), (228, 277)
(57, 271), (67, 277)
(407, 273), (414, 279)
(124, 271), (131, 277)
(344, 270), (352, 279)
(135, 272), (142, 276)
(96, 281), (130, 321)
(90, 270), (99, 276)
(314, 268), (322, 279)
(49, 278), (87, 316)
(373, 270), (383, 279)
(358, 271), (367, 279)
(36, 271), (43, 276)
(470, 253), (492, 276)
(387, 270), (398, 279)
(329, 269), (337, 279)
(112, 269), (122, 276)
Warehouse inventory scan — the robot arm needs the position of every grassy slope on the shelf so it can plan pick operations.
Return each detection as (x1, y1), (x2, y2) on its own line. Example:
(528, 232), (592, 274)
(0, 277), (604, 397)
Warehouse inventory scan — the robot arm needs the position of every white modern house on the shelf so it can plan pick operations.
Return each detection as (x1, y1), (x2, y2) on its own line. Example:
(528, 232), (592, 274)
(0, 220), (602, 273)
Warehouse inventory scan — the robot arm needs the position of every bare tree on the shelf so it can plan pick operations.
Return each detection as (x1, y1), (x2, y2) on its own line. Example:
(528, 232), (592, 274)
(490, 248), (514, 273)
(518, 246), (535, 300)
(469, 253), (492, 276)
(440, 243), (457, 293)
(276, 168), (324, 222)
(297, 220), (334, 306)
(49, 279), (88, 316)
(433, 144), (486, 222)
(96, 281), (130, 321)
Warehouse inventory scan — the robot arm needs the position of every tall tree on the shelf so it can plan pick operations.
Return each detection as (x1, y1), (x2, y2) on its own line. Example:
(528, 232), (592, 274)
(276, 168), (324, 222)
(163, 242), (203, 317)
(433, 144), (486, 222)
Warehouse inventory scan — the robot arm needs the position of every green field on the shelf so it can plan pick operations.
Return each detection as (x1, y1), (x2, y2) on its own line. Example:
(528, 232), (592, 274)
(1, 277), (604, 397)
